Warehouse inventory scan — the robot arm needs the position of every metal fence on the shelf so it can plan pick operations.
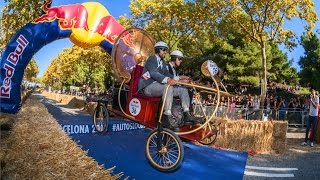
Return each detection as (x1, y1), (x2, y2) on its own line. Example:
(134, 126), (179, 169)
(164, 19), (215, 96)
(193, 105), (309, 127)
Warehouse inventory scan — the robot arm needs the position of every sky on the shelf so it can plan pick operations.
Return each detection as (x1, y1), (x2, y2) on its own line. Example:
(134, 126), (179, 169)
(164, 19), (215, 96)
(0, 0), (319, 78)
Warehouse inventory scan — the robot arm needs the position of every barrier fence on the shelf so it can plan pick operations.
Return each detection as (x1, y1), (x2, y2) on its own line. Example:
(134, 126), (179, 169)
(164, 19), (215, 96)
(193, 105), (309, 127)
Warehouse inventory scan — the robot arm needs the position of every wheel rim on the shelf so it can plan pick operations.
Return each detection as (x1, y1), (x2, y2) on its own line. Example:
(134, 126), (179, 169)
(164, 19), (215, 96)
(199, 125), (218, 145)
(146, 130), (182, 170)
(94, 106), (107, 132)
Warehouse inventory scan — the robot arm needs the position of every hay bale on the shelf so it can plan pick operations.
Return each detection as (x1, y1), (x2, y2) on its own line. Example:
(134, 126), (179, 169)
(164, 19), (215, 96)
(66, 97), (86, 109)
(87, 102), (98, 115)
(0, 114), (16, 125)
(212, 119), (283, 153)
(21, 90), (32, 104)
(41, 91), (86, 109)
(273, 121), (288, 137)
(272, 137), (287, 153)
(2, 97), (122, 179)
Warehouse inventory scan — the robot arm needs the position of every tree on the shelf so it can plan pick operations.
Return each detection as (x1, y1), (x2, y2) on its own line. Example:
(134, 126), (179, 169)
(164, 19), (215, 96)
(299, 33), (320, 90)
(218, 0), (317, 104)
(190, 30), (299, 87)
(123, 0), (223, 58)
(226, 42), (263, 86)
(0, 0), (44, 47)
(42, 46), (112, 91)
(24, 58), (39, 81)
(269, 44), (299, 85)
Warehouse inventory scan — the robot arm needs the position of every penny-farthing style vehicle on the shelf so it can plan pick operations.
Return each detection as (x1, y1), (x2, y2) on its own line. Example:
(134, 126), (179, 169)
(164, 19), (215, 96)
(93, 28), (231, 172)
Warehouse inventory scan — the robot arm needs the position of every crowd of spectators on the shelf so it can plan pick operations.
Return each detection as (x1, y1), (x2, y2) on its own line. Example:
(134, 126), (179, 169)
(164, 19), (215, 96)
(191, 82), (310, 121)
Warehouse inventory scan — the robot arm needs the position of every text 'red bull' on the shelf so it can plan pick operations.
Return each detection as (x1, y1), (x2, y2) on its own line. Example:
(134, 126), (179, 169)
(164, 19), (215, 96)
(0, 35), (29, 98)
(92, 16), (136, 48)
(33, 0), (89, 31)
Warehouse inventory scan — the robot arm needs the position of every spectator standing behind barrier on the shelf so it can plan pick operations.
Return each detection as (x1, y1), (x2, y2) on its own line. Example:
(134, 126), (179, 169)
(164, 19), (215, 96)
(278, 97), (286, 120)
(205, 94), (215, 116)
(228, 96), (236, 119)
(205, 94), (214, 106)
(301, 88), (319, 147)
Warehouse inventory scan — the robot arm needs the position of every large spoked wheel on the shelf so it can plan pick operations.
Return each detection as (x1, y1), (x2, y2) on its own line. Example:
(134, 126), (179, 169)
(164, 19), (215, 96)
(93, 104), (109, 133)
(198, 124), (218, 145)
(145, 128), (184, 172)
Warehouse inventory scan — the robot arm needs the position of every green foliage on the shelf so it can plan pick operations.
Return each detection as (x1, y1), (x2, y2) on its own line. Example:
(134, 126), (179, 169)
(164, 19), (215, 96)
(24, 58), (39, 81)
(42, 46), (112, 90)
(269, 44), (299, 85)
(222, 0), (317, 100)
(298, 87), (311, 95)
(127, 0), (222, 58)
(226, 42), (262, 85)
(299, 33), (320, 91)
(0, 0), (44, 47)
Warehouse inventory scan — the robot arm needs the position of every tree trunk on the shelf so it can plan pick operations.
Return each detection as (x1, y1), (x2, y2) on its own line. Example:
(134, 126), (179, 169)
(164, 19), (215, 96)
(260, 41), (267, 111)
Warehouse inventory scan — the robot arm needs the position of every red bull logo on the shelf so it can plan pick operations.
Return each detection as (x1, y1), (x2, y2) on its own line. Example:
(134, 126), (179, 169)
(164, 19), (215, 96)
(33, 0), (89, 31)
(1, 35), (29, 98)
(122, 29), (137, 48)
(91, 16), (136, 48)
(32, 1), (137, 48)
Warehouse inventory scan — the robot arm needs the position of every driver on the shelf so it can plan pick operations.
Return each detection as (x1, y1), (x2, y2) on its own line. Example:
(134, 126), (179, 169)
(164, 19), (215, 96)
(138, 41), (198, 131)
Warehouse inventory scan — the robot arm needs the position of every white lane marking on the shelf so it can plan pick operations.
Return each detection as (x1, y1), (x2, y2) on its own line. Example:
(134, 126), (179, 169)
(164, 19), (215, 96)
(244, 171), (294, 177)
(246, 166), (298, 171)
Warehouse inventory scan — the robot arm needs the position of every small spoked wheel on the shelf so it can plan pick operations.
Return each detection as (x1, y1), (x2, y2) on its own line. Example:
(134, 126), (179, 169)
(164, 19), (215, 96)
(93, 104), (109, 133)
(145, 128), (184, 172)
(198, 124), (218, 145)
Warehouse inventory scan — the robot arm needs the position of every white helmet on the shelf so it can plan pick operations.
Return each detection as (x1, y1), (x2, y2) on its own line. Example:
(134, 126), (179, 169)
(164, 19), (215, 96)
(170, 50), (183, 58)
(154, 41), (168, 48)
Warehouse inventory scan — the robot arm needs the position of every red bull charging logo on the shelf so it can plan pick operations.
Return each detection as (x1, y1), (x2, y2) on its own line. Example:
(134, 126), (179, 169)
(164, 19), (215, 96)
(32, 0), (135, 48)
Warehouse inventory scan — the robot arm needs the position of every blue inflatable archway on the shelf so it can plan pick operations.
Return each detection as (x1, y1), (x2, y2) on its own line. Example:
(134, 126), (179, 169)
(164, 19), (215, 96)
(0, 1), (130, 113)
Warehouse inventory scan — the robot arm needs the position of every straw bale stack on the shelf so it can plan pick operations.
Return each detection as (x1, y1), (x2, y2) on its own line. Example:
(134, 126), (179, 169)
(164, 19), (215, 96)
(1, 97), (121, 179)
(87, 102), (98, 115)
(212, 118), (287, 153)
(1, 91), (32, 172)
(41, 91), (85, 109)
(0, 114), (16, 126)
(21, 90), (32, 104)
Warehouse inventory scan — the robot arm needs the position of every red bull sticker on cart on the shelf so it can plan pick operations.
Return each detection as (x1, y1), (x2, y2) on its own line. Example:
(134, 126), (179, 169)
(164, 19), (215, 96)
(129, 98), (141, 116)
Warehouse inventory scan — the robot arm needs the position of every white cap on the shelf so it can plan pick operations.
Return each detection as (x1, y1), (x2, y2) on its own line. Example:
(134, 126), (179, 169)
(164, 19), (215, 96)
(170, 50), (183, 58)
(154, 41), (168, 48)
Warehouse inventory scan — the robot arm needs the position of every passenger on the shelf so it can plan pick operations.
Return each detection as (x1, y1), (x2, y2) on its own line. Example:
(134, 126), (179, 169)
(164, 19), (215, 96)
(166, 50), (190, 82)
(138, 42), (200, 131)
(167, 50), (201, 124)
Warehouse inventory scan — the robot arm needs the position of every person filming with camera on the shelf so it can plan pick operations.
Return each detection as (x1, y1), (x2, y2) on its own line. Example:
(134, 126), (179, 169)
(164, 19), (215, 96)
(301, 87), (319, 147)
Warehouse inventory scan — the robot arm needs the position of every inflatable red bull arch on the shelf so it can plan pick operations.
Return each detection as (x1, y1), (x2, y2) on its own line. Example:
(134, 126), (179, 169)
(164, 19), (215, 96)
(0, 0), (139, 113)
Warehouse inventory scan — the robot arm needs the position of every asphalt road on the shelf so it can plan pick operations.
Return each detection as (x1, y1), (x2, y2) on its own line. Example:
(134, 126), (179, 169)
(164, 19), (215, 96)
(244, 129), (320, 179)
(36, 94), (320, 179)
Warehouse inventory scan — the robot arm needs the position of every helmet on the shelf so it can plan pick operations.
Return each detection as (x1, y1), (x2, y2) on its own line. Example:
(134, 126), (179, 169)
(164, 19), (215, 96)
(154, 41), (168, 54)
(154, 41), (168, 48)
(170, 50), (183, 58)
